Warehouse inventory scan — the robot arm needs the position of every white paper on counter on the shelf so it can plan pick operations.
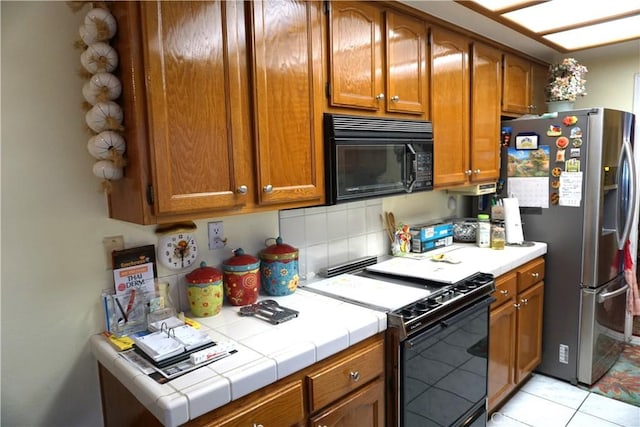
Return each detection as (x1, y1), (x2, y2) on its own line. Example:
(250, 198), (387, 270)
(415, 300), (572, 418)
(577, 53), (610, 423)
(503, 198), (524, 244)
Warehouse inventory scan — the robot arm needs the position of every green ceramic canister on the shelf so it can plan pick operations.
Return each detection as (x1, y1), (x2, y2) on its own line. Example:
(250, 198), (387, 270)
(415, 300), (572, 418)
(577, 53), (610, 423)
(259, 237), (299, 296)
(222, 248), (260, 306)
(185, 261), (223, 317)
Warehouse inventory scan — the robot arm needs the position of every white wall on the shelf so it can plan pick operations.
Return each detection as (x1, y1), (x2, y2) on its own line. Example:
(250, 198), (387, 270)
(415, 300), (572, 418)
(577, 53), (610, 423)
(1, 2), (638, 426)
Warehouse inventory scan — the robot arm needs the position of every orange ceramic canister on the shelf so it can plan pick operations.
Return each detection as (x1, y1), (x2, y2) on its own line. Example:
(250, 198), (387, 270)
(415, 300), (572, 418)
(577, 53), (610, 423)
(260, 237), (299, 296)
(222, 248), (260, 306)
(185, 261), (223, 317)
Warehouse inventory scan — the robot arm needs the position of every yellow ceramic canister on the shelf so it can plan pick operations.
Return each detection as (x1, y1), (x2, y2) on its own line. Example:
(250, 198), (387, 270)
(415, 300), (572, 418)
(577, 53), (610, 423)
(185, 261), (223, 317)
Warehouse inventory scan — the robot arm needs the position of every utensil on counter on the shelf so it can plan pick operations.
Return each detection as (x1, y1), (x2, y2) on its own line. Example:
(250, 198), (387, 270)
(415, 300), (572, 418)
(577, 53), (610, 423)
(239, 299), (299, 324)
(384, 211), (397, 242)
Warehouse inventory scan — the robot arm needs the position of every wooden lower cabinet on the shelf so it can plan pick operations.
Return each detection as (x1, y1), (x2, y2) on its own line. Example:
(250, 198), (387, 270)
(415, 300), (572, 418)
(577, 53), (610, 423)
(488, 258), (545, 413)
(309, 377), (384, 427)
(98, 333), (385, 426)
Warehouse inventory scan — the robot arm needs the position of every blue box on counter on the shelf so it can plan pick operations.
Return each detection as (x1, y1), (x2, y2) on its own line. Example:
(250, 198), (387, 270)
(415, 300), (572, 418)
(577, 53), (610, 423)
(411, 235), (453, 253)
(410, 222), (454, 242)
(409, 221), (454, 253)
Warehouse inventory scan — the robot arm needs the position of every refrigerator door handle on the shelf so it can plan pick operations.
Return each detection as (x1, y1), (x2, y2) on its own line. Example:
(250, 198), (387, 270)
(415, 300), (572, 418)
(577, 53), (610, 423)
(596, 283), (629, 303)
(616, 139), (637, 249)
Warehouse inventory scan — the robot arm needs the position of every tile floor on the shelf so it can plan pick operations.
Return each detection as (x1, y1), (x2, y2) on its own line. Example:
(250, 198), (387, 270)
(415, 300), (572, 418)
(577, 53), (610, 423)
(487, 373), (640, 427)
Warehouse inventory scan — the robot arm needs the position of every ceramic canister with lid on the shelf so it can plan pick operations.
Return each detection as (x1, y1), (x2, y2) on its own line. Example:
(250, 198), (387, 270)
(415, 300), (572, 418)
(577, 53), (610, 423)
(185, 261), (223, 317)
(222, 248), (260, 306)
(259, 237), (299, 296)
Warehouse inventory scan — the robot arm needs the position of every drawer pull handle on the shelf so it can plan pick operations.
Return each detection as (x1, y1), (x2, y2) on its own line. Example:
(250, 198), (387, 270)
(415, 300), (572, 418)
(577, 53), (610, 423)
(350, 371), (360, 382)
(500, 290), (509, 296)
(531, 272), (539, 279)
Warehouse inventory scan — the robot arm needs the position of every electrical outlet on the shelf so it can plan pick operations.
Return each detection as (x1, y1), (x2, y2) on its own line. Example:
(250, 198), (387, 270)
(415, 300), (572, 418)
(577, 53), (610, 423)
(103, 235), (124, 267)
(208, 221), (225, 249)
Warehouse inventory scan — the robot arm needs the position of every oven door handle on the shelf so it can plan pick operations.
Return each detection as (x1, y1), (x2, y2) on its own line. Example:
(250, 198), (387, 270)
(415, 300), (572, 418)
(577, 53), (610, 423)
(404, 323), (445, 349)
(441, 296), (496, 328)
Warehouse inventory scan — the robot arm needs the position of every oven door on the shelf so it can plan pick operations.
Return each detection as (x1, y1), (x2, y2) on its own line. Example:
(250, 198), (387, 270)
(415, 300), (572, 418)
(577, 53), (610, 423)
(401, 296), (492, 427)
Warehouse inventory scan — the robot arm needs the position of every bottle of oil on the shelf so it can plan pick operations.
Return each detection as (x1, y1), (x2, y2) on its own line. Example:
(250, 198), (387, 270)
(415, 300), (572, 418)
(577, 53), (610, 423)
(477, 214), (490, 248)
(491, 222), (505, 250)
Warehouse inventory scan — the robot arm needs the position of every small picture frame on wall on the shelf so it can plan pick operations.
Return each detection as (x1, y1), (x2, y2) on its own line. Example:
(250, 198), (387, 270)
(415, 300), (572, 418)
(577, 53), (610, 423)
(515, 133), (539, 150)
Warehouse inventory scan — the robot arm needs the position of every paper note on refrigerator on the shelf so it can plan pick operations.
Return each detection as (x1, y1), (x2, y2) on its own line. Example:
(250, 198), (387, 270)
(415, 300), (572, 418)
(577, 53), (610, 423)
(503, 198), (524, 244)
(559, 172), (582, 207)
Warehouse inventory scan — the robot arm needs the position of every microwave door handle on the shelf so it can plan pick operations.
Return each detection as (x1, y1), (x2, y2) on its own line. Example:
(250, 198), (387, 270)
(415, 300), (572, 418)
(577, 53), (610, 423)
(406, 144), (417, 192)
(616, 139), (637, 249)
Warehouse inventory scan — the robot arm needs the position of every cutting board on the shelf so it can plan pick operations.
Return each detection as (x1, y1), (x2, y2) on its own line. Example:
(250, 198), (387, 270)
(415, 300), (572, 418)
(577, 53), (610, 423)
(365, 255), (480, 284)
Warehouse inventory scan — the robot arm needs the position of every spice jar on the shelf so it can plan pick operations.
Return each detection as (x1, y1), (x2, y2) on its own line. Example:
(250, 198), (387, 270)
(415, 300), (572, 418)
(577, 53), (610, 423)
(185, 262), (223, 317)
(259, 237), (299, 296)
(223, 248), (260, 306)
(476, 214), (490, 248)
(491, 222), (506, 250)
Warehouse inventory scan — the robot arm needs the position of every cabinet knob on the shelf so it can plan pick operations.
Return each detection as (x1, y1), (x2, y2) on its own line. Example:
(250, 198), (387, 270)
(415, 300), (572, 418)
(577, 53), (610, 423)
(531, 272), (539, 279)
(500, 289), (509, 296)
(263, 184), (273, 193)
(465, 170), (473, 176)
(521, 298), (529, 305)
(252, 424), (264, 427)
(514, 303), (521, 309)
(375, 93), (385, 101)
(237, 185), (248, 194)
(349, 371), (360, 382)
(391, 95), (400, 102)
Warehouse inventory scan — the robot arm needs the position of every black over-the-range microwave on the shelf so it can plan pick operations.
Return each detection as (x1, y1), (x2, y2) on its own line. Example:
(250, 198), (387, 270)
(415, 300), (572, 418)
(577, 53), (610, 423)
(323, 113), (434, 205)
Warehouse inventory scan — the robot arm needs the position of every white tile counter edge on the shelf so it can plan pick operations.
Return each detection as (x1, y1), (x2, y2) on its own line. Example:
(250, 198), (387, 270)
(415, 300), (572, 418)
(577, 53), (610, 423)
(91, 290), (388, 427)
(90, 241), (547, 426)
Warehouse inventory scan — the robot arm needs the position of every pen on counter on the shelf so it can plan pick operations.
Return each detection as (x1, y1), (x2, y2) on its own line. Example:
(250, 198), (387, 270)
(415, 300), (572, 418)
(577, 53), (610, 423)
(115, 296), (128, 323)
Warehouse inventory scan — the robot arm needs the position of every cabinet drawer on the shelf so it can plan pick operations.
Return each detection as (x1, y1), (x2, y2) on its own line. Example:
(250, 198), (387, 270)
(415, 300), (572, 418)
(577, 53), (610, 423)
(517, 257), (545, 293)
(209, 380), (304, 427)
(307, 339), (384, 412)
(492, 272), (517, 308)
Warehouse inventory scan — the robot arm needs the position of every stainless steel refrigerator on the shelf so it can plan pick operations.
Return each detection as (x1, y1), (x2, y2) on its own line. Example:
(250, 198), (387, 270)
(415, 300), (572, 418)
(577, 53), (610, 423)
(501, 107), (637, 385)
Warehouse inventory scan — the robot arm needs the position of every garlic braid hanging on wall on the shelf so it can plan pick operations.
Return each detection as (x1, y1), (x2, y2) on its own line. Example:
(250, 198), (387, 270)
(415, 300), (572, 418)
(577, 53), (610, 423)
(73, 2), (125, 193)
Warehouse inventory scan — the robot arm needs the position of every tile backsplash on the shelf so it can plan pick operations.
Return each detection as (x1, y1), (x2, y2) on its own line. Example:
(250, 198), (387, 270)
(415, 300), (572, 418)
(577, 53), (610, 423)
(279, 199), (387, 279)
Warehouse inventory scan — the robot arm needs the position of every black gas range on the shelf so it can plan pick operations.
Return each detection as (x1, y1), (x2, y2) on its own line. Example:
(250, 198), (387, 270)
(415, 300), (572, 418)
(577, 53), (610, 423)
(385, 272), (495, 340)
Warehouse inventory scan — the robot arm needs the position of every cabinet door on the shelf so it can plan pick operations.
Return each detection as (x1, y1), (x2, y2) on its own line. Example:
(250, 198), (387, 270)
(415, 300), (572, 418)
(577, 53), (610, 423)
(530, 62), (548, 114)
(516, 281), (544, 383)
(470, 42), (501, 183)
(310, 377), (385, 427)
(385, 11), (428, 116)
(488, 299), (517, 413)
(431, 27), (470, 187)
(328, 1), (383, 110)
(502, 54), (531, 115)
(141, 1), (251, 214)
(251, 0), (325, 205)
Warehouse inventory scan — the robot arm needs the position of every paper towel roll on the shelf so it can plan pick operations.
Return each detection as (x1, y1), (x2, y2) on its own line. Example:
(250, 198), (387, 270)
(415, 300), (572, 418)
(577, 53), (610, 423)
(503, 198), (524, 244)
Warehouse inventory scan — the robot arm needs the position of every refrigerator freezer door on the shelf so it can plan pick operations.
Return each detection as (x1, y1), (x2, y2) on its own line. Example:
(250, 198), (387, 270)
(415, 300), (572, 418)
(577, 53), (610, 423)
(578, 274), (628, 385)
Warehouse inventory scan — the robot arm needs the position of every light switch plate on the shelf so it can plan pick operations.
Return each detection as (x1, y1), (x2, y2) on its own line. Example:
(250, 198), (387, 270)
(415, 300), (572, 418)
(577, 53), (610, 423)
(103, 235), (124, 267)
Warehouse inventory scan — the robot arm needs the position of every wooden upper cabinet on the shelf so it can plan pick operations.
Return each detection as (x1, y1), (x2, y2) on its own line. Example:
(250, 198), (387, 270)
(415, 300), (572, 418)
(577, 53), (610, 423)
(502, 54), (531, 115)
(328, 1), (383, 111)
(141, 1), (251, 215)
(431, 27), (470, 187)
(385, 11), (428, 116)
(530, 62), (548, 115)
(470, 42), (501, 183)
(328, 2), (428, 117)
(249, 0), (325, 205)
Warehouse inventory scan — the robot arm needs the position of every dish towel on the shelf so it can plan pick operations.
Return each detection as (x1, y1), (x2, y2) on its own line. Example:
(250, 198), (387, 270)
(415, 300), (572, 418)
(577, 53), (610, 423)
(624, 239), (640, 316)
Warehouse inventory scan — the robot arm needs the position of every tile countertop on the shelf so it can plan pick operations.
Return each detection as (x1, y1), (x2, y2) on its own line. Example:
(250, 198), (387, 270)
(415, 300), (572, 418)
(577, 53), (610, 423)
(90, 241), (547, 426)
